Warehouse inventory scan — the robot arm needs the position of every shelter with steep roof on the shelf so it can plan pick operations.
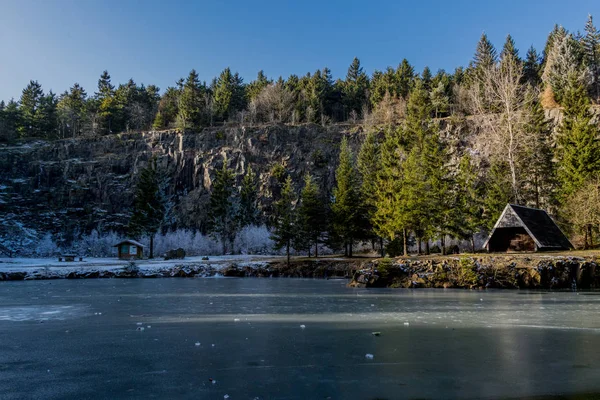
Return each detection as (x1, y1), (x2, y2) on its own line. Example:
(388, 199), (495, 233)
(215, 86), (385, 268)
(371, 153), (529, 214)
(484, 204), (573, 252)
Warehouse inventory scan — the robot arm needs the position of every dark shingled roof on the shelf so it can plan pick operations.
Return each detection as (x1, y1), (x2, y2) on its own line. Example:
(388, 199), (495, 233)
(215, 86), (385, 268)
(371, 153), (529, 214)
(113, 239), (145, 248)
(509, 205), (572, 249)
(484, 204), (573, 250)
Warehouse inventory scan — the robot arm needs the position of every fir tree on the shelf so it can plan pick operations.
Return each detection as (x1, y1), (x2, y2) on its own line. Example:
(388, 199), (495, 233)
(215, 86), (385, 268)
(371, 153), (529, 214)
(522, 94), (554, 208)
(331, 136), (361, 256)
(357, 131), (382, 253)
(19, 80), (44, 137)
(297, 173), (327, 257)
(455, 154), (484, 252)
(473, 33), (498, 70)
(129, 158), (165, 258)
(0, 100), (21, 142)
(555, 75), (600, 200)
(207, 161), (239, 254)
(238, 165), (259, 227)
(483, 161), (513, 230)
(343, 57), (369, 118)
(582, 14), (600, 101)
(177, 70), (206, 130)
(500, 34), (520, 63)
(396, 59), (415, 99)
(37, 92), (58, 139)
(523, 46), (542, 86)
(96, 70), (117, 133)
(246, 70), (272, 102)
(373, 126), (409, 255)
(421, 66), (433, 90)
(213, 68), (246, 122)
(271, 176), (296, 266)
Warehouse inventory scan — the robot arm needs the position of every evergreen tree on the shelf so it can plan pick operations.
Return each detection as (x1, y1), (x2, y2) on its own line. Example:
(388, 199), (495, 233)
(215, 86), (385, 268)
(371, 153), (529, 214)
(455, 154), (484, 252)
(500, 34), (520, 62)
(297, 173), (328, 257)
(213, 68), (246, 122)
(523, 46), (542, 86)
(473, 33), (498, 70)
(430, 81), (449, 118)
(57, 83), (87, 137)
(373, 126), (409, 255)
(483, 161), (513, 230)
(96, 70), (117, 133)
(357, 131), (382, 253)
(238, 165), (259, 227)
(343, 57), (369, 118)
(246, 70), (272, 101)
(396, 59), (415, 98)
(37, 92), (58, 139)
(555, 75), (600, 200)
(271, 175), (296, 266)
(421, 66), (432, 90)
(522, 95), (554, 208)
(582, 14), (600, 101)
(331, 136), (362, 256)
(19, 80), (44, 137)
(0, 100), (21, 142)
(154, 86), (180, 129)
(177, 70), (206, 130)
(207, 161), (239, 254)
(129, 158), (165, 258)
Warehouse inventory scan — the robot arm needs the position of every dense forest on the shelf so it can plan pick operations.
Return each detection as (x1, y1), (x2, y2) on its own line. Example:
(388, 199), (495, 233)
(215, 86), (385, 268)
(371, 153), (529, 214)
(1, 15), (600, 257)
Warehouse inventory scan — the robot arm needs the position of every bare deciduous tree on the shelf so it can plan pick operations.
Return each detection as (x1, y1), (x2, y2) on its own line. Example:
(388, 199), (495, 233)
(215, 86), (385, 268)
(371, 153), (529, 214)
(469, 54), (532, 203)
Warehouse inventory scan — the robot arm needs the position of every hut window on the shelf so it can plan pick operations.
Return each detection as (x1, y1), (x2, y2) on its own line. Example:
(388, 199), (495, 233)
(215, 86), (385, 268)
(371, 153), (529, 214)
(129, 246), (137, 255)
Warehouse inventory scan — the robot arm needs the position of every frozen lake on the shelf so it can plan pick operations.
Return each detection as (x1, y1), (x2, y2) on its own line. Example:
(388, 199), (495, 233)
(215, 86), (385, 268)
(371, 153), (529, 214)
(0, 279), (599, 399)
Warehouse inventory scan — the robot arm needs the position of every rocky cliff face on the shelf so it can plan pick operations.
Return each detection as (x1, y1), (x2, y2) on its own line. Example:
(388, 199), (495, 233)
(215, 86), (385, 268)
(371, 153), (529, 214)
(0, 123), (363, 238)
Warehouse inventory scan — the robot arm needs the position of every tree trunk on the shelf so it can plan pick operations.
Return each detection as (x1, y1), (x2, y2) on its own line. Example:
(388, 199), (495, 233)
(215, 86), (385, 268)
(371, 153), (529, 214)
(584, 227), (589, 250)
(403, 229), (408, 257)
(588, 225), (594, 249)
(425, 240), (430, 255)
(315, 240), (318, 258)
(417, 237), (422, 255)
(150, 234), (154, 259)
(471, 235), (476, 253)
(349, 238), (353, 258)
(344, 243), (348, 257)
(380, 237), (385, 258)
(286, 240), (290, 267)
(441, 235), (446, 255)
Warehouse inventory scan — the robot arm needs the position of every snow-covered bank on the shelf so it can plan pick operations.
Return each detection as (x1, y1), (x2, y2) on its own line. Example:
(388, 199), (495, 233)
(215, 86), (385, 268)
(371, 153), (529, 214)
(0, 255), (282, 280)
(0, 255), (362, 281)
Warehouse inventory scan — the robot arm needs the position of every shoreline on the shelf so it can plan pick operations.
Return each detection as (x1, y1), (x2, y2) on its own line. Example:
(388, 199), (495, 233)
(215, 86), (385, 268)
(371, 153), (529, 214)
(0, 254), (598, 290)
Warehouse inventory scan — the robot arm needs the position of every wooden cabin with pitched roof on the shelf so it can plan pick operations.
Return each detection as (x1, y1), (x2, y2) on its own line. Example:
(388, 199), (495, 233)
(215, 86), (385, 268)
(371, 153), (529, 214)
(484, 204), (573, 252)
(114, 240), (145, 259)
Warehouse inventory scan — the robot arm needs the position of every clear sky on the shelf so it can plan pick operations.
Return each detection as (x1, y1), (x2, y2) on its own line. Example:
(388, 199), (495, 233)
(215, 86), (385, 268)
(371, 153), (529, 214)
(1, 0), (599, 101)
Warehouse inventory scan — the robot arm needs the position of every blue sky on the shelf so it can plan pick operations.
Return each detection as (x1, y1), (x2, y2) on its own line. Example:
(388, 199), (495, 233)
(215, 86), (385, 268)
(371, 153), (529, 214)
(0, 0), (598, 101)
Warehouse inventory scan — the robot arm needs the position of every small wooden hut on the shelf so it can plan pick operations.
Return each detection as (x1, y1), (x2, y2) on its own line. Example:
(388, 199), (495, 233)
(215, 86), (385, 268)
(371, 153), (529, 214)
(484, 204), (573, 252)
(114, 240), (144, 259)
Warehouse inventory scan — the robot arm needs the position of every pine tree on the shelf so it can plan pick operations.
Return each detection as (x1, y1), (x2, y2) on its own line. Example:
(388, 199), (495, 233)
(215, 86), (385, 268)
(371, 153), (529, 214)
(357, 131), (382, 253)
(271, 176), (296, 266)
(373, 126), (409, 255)
(36, 92), (58, 139)
(522, 94), (554, 208)
(343, 57), (369, 118)
(473, 33), (498, 70)
(57, 83), (87, 137)
(239, 165), (259, 227)
(207, 161), (239, 254)
(523, 46), (542, 86)
(582, 14), (600, 101)
(246, 70), (272, 102)
(542, 32), (582, 104)
(555, 75), (600, 200)
(177, 70), (206, 130)
(500, 34), (520, 63)
(297, 173), (327, 257)
(129, 158), (165, 258)
(0, 100), (21, 142)
(331, 136), (361, 256)
(96, 70), (117, 133)
(19, 80), (44, 137)
(455, 154), (484, 252)
(421, 66), (433, 90)
(396, 59), (415, 99)
(213, 68), (246, 122)
(483, 161), (513, 231)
